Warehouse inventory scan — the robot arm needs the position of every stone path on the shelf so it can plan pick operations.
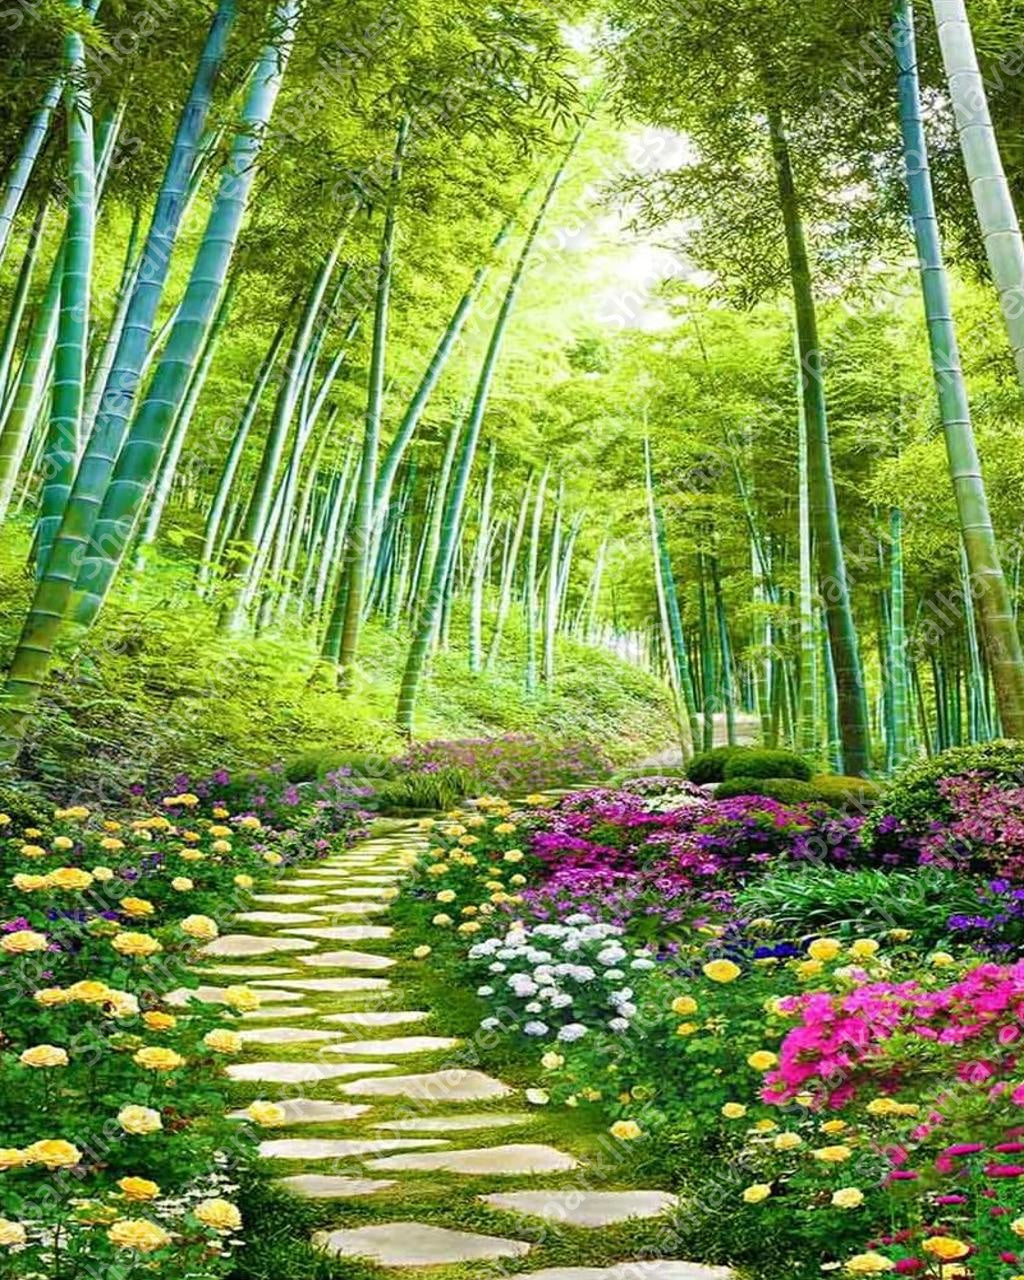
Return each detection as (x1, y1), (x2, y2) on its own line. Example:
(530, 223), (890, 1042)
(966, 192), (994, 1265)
(217, 827), (730, 1277)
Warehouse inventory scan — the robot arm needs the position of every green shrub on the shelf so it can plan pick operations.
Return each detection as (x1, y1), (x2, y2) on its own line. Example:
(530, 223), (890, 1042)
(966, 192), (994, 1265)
(686, 746), (755, 784)
(372, 765), (474, 814)
(714, 776), (822, 804)
(284, 749), (396, 784)
(721, 748), (812, 781)
(0, 775), (48, 827)
(809, 774), (882, 810)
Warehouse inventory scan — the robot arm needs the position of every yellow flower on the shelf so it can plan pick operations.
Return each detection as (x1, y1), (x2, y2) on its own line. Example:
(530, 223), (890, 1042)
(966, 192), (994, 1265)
(48, 866), (94, 890)
(117, 1105), (162, 1135)
(262, 851), (282, 865)
(888, 928), (912, 941)
(212, 807), (230, 819)
(832, 1187), (864, 1209)
(742, 1183), (771, 1204)
(525, 793), (546, 805)
(112, 932), (161, 957)
(195, 1198), (242, 1233)
(509, 873), (526, 886)
(24, 829), (42, 838)
(238, 815), (261, 829)
(34, 987), (69, 1006)
(103, 820), (122, 831)
(676, 1022), (698, 1036)
(67, 980), (112, 1004)
(106, 991), (140, 1018)
(747, 1051), (778, 1071)
(494, 822), (517, 834)
(807, 938), (841, 961)
(609, 1120), (642, 1140)
(796, 959), (824, 980)
(178, 793), (200, 808)
(234, 874), (253, 889)
(848, 939), (879, 960)
(211, 839), (232, 853)
(702, 959), (741, 983)
(203, 1029), (242, 1054)
(133, 1046), (185, 1072)
(92, 866), (114, 881)
(812, 1144), (852, 1163)
(143, 1011), (176, 1031)
(753, 1118), (777, 1131)
(412, 945), (432, 959)
(23, 1139), (80, 1168)
(846, 1253), (895, 1274)
(20, 844), (46, 859)
(432, 913), (453, 927)
(107, 1219), (172, 1252)
(0, 814), (8, 826)
(0, 1221), (26, 1247)
(13, 873), (48, 891)
(671, 995), (698, 1015)
(171, 877), (194, 891)
(380, 886), (399, 899)
(1, 929), (48, 953)
(181, 914), (218, 941)
(721, 1103), (747, 1119)
(118, 1177), (160, 1201)
(100, 837), (125, 851)
(457, 921), (481, 934)
(922, 1237), (969, 1261)
(541, 1051), (565, 1069)
(503, 849), (524, 863)
(121, 897), (155, 918)
(245, 1101), (286, 1127)
(20, 1044), (69, 1068)
(773, 1132), (802, 1151)
(930, 951), (955, 967)
(223, 985), (260, 1011)
(436, 889), (457, 903)
(821, 1119), (848, 1134)
(180, 849), (205, 862)
(52, 835), (74, 850)
(54, 805), (89, 820)
(426, 862), (449, 876)
(795, 1092), (815, 1107)
(209, 824), (231, 838)
(0, 1150), (26, 1170)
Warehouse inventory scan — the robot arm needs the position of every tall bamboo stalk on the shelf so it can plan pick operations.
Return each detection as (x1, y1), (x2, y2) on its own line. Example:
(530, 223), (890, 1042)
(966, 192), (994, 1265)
(0, 198), (49, 421)
(523, 467), (548, 694)
(541, 479), (563, 685)
(468, 441), (495, 672)
(889, 506), (910, 764)
(485, 472), (532, 668)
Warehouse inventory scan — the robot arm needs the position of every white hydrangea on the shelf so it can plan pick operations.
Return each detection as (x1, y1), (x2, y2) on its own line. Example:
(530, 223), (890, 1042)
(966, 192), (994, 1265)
(557, 1023), (588, 1043)
(523, 1021), (549, 1037)
(477, 985), (495, 997)
(608, 1017), (630, 1033)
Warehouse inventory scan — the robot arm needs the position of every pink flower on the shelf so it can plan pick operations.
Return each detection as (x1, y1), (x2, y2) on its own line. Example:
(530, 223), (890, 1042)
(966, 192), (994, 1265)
(985, 1163), (1024, 1177)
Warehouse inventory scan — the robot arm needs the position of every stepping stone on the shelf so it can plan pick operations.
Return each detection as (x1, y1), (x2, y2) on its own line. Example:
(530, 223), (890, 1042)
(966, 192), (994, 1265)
(257, 976), (390, 993)
(328, 887), (396, 898)
(321, 1010), (428, 1027)
(227, 1061), (399, 1085)
(258, 1137), (447, 1160)
(514, 1266), (732, 1280)
(279, 1174), (396, 1199)
(364, 1143), (578, 1176)
(164, 985), (295, 1007)
(282, 925), (393, 942)
(235, 911), (322, 925)
(236, 1026), (347, 1045)
(339, 1068), (512, 1102)
(377, 1113), (533, 1133)
(306, 902), (389, 916)
(314, 1222), (530, 1267)
(230, 1099), (370, 1124)
(197, 964), (296, 977)
(325, 1035), (460, 1055)
(200, 935), (315, 958)
(251, 893), (325, 905)
(297, 949), (395, 970)
(280, 878), (350, 888)
(480, 1190), (679, 1227)
(241, 1005), (317, 1020)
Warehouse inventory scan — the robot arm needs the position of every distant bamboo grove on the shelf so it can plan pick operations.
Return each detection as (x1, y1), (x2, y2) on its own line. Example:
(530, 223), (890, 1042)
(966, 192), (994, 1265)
(0, 0), (1023, 775)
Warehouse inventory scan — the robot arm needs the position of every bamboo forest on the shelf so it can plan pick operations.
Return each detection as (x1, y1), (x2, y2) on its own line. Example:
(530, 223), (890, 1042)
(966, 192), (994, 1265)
(12, 1), (1024, 1278)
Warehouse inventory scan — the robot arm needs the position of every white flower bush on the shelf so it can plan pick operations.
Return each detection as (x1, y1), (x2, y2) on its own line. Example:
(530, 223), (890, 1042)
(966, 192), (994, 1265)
(467, 913), (652, 1042)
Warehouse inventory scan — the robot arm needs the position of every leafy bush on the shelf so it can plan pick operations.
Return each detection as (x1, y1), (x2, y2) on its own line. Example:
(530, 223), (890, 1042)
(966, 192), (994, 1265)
(372, 766), (475, 814)
(686, 746), (755, 784)
(721, 748), (813, 781)
(392, 732), (612, 794)
(714, 776), (822, 804)
(807, 773), (882, 809)
(283, 748), (396, 784)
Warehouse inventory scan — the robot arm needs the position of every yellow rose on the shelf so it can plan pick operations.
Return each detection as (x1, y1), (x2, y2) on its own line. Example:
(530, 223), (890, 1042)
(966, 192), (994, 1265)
(52, 836), (74, 850)
(178, 793), (200, 808)
(34, 987), (69, 1006)
(848, 939), (879, 960)
(171, 877), (194, 891)
(846, 1253), (895, 1274)
(238, 815), (261, 829)
(807, 938), (841, 961)
(195, 1198), (242, 1233)
(1, 929), (48, 953)
(742, 1183), (771, 1204)
(458, 921), (481, 934)
(143, 1011), (177, 1031)
(54, 805), (89, 820)
(0, 1150), (26, 1170)
(112, 932), (162, 957)
(211, 839), (232, 853)
(866, 1098), (898, 1116)
(671, 995), (698, 1015)
(20, 844), (46, 859)
(930, 951), (955, 967)
(180, 849), (204, 862)
(773, 1132), (802, 1151)
(753, 1118), (777, 1131)
(676, 1022), (698, 1036)
(100, 837), (125, 851)
(92, 866), (114, 881)
(0, 1220), (26, 1247)
(747, 1051), (778, 1071)
(812, 1144), (852, 1163)
(48, 866), (94, 890)
(922, 1237), (969, 1261)
(67, 980), (112, 1004)
(245, 1101), (286, 1127)
(509, 874), (526, 886)
(888, 928), (912, 941)
(212, 807), (230, 819)
(702, 959), (741, 983)
(412, 945), (432, 959)
(223, 985), (260, 1011)
(133, 1046), (185, 1072)
(203, 1029), (241, 1054)
(107, 1219), (172, 1252)
(262, 851), (282, 865)
(20, 1044), (69, 1068)
(234, 874), (253, 889)
(181, 915), (218, 941)
(209, 825), (231, 838)
(432, 913), (453, 926)
(796, 959), (824, 980)
(103, 820), (122, 832)
(436, 889), (456, 903)
(832, 1187), (864, 1209)
(13, 873), (48, 891)
(117, 1105), (162, 1135)
(0, 814), (8, 826)
(121, 897), (155, 918)
(106, 991), (140, 1018)
(526, 793), (546, 805)
(503, 849), (524, 863)
(118, 1177), (160, 1201)
(24, 829), (42, 838)
(609, 1120), (642, 1140)
(821, 1119), (847, 1134)
(23, 1139), (80, 1168)
(541, 1052), (565, 1070)
(721, 1103), (747, 1119)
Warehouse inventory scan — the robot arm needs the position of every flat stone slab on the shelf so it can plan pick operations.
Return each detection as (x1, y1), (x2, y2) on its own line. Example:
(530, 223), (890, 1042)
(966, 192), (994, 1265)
(278, 1174), (396, 1199)
(339, 1069), (512, 1102)
(306, 902), (389, 916)
(377, 1113), (533, 1133)
(236, 1026), (347, 1045)
(197, 964), (296, 977)
(325, 1035), (460, 1055)
(226, 1061), (398, 1085)
(241, 1005), (317, 1020)
(481, 1190), (678, 1227)
(282, 925), (394, 941)
(297, 949), (396, 970)
(257, 976), (390, 993)
(231, 1099), (370, 1125)
(258, 1137), (447, 1160)
(164, 984), (295, 1007)
(200, 934), (315, 958)
(315, 1222), (531, 1267)
(251, 893), (326, 905)
(321, 1010), (428, 1027)
(235, 911), (322, 925)
(328, 887), (395, 898)
(365, 1143), (578, 1176)
(281, 878), (350, 887)
(514, 1266), (732, 1280)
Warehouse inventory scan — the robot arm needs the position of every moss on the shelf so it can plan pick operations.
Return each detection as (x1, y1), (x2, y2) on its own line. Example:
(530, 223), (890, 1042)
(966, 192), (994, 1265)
(721, 748), (813, 781)
(714, 776), (822, 804)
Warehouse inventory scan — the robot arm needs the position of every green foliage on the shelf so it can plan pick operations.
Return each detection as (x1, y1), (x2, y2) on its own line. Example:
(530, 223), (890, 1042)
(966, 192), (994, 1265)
(283, 749), (396, 784)
(371, 766), (474, 814)
(722, 748), (813, 781)
(714, 776), (821, 804)
(809, 773), (883, 809)
(686, 746), (753, 784)
(714, 772), (882, 809)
